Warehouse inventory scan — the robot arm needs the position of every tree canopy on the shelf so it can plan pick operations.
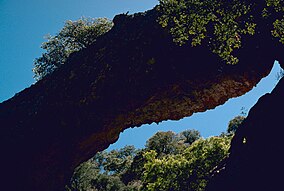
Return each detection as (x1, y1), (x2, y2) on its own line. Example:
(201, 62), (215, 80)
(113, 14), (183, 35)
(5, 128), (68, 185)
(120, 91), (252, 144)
(33, 17), (113, 81)
(158, 0), (284, 64)
(142, 136), (231, 191)
(145, 131), (181, 157)
(66, 126), (236, 191)
(67, 145), (140, 191)
(179, 129), (201, 145)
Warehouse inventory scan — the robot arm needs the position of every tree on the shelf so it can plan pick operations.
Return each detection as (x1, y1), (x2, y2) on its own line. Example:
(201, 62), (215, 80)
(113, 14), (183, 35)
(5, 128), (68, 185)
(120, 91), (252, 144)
(67, 131), (232, 191)
(33, 17), (113, 81)
(158, 0), (284, 64)
(142, 136), (232, 191)
(122, 149), (147, 185)
(103, 145), (138, 175)
(145, 131), (181, 157)
(179, 129), (201, 145)
(92, 174), (126, 191)
(67, 145), (138, 191)
(67, 159), (100, 191)
(227, 115), (246, 134)
(123, 180), (143, 191)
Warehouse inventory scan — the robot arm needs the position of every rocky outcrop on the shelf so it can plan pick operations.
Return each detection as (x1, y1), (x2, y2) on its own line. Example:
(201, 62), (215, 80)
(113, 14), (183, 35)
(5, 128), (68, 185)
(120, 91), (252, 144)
(206, 74), (284, 191)
(0, 6), (281, 191)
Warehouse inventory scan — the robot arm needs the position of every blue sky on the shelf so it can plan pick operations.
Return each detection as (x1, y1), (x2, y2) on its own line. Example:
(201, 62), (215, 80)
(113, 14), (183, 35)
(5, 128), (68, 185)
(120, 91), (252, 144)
(0, 0), (281, 150)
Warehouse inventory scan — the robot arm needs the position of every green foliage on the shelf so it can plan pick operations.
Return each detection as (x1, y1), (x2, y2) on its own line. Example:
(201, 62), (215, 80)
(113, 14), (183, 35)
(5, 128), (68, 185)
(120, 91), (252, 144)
(33, 17), (113, 81)
(122, 150), (147, 185)
(67, 159), (100, 191)
(142, 136), (232, 191)
(89, 173), (142, 191)
(67, 145), (138, 191)
(92, 174), (126, 191)
(104, 145), (138, 175)
(93, 145), (138, 176)
(158, 0), (284, 64)
(272, 18), (284, 43)
(145, 131), (181, 157)
(67, 128), (236, 191)
(179, 129), (201, 145)
(265, 0), (284, 44)
(158, 0), (255, 64)
(123, 180), (143, 191)
(227, 115), (246, 134)
(266, 0), (284, 12)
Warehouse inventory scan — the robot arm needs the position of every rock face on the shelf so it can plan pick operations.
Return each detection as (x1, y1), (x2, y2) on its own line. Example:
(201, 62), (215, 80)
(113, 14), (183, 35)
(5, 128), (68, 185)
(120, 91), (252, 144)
(0, 7), (281, 191)
(206, 74), (284, 191)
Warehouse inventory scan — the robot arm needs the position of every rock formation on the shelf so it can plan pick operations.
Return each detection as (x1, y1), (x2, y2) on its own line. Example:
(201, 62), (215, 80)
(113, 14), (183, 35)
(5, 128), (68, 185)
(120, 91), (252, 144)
(0, 6), (282, 191)
(206, 74), (284, 191)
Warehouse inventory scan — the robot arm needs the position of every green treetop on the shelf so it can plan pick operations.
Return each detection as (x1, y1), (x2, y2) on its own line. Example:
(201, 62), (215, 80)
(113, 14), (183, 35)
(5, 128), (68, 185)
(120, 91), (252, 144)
(142, 136), (232, 191)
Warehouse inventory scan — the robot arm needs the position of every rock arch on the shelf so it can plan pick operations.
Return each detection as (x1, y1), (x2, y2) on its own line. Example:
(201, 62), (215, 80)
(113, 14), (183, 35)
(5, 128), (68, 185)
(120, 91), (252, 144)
(0, 8), (282, 191)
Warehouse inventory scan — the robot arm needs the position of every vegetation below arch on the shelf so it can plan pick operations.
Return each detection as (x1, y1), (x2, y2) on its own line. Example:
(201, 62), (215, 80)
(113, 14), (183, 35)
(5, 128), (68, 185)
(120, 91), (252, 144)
(66, 116), (244, 191)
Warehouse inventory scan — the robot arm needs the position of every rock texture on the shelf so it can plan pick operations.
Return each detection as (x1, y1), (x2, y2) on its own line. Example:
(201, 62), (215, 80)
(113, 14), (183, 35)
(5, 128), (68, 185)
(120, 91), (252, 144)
(0, 6), (281, 191)
(206, 75), (284, 191)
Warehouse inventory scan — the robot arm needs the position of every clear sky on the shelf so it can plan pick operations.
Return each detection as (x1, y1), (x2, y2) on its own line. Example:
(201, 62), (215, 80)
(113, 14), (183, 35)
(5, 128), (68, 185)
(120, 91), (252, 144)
(0, 0), (281, 150)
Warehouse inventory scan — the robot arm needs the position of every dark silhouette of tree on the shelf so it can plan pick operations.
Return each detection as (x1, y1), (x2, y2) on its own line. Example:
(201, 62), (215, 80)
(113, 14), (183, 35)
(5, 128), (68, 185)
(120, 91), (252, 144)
(179, 129), (201, 145)
(227, 115), (246, 134)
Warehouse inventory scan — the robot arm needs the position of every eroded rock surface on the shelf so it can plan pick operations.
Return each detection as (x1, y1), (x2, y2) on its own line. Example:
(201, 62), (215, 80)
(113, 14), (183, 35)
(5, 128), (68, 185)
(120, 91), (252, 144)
(0, 8), (279, 191)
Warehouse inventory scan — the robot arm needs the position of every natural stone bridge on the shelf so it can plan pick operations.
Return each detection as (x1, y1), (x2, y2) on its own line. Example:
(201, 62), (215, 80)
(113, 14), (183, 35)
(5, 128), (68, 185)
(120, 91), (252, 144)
(0, 6), (283, 191)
